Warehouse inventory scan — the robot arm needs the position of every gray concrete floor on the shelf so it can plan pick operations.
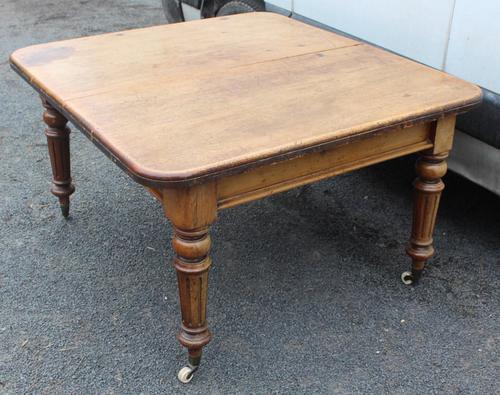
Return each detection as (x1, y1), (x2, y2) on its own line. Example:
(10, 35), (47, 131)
(0, 1), (499, 394)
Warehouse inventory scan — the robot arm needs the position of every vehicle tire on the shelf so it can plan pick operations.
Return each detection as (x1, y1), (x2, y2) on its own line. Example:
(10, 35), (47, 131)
(216, 0), (265, 16)
(162, 0), (184, 23)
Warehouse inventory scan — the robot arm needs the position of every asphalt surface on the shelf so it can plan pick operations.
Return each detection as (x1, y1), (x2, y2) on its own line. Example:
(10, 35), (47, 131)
(0, 1), (499, 394)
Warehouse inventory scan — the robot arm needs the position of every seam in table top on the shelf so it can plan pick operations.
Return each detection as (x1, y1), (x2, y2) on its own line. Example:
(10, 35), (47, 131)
(44, 42), (364, 103)
(226, 42), (363, 70)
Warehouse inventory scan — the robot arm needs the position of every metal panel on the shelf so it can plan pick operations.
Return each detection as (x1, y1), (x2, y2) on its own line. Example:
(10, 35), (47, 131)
(449, 130), (500, 196)
(456, 89), (500, 149)
(445, 0), (500, 94)
(265, 0), (292, 11)
(293, 0), (455, 69)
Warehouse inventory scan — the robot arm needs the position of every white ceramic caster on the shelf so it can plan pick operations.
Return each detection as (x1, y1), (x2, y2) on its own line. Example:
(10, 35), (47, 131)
(401, 271), (414, 285)
(177, 366), (195, 383)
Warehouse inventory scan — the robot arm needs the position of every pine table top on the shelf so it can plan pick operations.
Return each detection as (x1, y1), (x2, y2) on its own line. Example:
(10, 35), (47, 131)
(10, 12), (481, 184)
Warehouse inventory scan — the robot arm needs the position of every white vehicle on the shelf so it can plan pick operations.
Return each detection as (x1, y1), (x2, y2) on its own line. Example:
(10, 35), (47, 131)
(162, 0), (500, 196)
(162, 0), (265, 22)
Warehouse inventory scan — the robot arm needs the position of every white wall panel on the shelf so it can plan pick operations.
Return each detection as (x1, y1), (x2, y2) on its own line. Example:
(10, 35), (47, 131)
(445, 0), (500, 93)
(293, 0), (455, 69)
(266, 0), (292, 11)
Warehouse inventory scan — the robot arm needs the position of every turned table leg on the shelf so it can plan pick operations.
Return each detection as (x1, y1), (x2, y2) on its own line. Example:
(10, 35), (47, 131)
(162, 183), (217, 383)
(41, 98), (75, 217)
(402, 151), (448, 285)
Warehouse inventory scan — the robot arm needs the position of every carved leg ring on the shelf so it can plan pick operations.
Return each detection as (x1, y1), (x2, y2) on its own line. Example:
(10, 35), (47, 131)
(402, 151), (448, 285)
(173, 226), (212, 383)
(41, 98), (75, 217)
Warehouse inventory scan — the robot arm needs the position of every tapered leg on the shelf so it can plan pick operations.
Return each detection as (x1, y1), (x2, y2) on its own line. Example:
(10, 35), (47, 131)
(162, 183), (217, 383)
(402, 151), (448, 285)
(41, 97), (75, 217)
(173, 226), (212, 376)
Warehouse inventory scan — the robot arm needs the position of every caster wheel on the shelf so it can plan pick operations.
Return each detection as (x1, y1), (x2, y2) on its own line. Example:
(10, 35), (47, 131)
(401, 271), (414, 285)
(177, 366), (195, 383)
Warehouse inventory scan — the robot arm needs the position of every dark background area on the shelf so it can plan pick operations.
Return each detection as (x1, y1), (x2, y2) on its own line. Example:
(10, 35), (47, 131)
(0, 1), (498, 393)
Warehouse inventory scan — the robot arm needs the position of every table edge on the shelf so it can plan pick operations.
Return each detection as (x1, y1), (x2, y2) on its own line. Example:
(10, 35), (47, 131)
(10, 58), (483, 188)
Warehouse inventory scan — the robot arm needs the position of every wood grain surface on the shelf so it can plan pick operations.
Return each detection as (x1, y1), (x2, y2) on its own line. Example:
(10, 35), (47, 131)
(10, 12), (481, 185)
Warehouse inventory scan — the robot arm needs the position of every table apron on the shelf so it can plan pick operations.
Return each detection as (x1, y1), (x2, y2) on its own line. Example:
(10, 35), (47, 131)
(216, 122), (435, 209)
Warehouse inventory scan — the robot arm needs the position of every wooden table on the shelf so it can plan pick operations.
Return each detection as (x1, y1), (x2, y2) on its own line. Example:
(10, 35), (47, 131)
(10, 12), (481, 383)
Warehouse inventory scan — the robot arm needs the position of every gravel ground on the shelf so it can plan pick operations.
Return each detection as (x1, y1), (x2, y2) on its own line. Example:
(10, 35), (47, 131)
(0, 1), (499, 394)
